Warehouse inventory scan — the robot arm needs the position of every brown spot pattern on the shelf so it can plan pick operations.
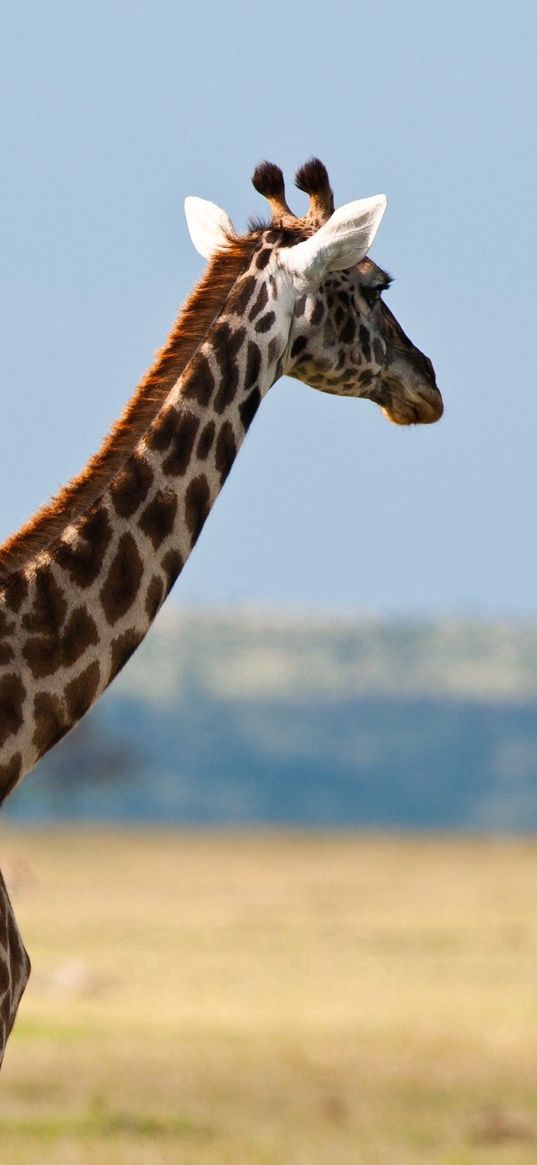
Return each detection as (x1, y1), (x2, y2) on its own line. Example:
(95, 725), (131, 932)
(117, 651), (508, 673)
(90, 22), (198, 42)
(22, 604), (98, 680)
(161, 412), (200, 476)
(2, 572), (28, 613)
(22, 567), (67, 636)
(291, 336), (308, 359)
(196, 420), (216, 461)
(64, 660), (101, 722)
(0, 609), (15, 665)
(255, 311), (275, 334)
(0, 612), (15, 638)
(212, 324), (245, 415)
(215, 422), (237, 483)
(22, 636), (59, 679)
(245, 341), (261, 390)
(184, 475), (211, 545)
(214, 380), (239, 415)
(267, 337), (281, 367)
(146, 406), (179, 453)
(248, 284), (268, 321)
(0, 674), (26, 748)
(139, 491), (178, 549)
(255, 248), (271, 269)
(145, 575), (164, 620)
(359, 325), (371, 362)
(340, 317), (356, 344)
(239, 387), (261, 431)
(33, 692), (68, 758)
(109, 629), (143, 681)
(100, 533), (143, 625)
(21, 568), (71, 680)
(0, 231), (259, 577)
(110, 454), (154, 518)
(161, 549), (183, 593)
(0, 753), (22, 800)
(62, 607), (99, 667)
(182, 353), (215, 406)
(57, 505), (113, 588)
(231, 274), (257, 316)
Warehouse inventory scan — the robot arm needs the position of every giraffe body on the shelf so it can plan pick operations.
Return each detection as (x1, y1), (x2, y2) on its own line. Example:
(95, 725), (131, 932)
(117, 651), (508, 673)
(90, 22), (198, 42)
(0, 159), (443, 1063)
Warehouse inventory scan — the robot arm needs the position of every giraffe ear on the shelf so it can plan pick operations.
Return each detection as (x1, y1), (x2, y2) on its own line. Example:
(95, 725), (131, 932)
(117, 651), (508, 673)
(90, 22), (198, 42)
(281, 194), (387, 285)
(184, 196), (235, 259)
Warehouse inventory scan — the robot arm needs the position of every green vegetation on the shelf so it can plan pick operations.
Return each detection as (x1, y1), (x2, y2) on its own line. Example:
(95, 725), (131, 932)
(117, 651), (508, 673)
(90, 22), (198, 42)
(2, 828), (537, 1163)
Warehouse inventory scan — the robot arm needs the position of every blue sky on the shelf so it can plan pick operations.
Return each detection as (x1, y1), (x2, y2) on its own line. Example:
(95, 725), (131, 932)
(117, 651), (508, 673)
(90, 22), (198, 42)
(1, 1), (536, 614)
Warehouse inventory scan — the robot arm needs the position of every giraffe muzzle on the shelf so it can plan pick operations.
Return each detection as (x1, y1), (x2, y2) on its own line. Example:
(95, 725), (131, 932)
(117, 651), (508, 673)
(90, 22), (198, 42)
(381, 383), (444, 426)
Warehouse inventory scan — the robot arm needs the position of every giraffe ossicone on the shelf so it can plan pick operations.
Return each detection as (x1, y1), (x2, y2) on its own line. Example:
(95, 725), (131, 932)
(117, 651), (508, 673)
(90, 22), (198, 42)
(0, 158), (443, 1064)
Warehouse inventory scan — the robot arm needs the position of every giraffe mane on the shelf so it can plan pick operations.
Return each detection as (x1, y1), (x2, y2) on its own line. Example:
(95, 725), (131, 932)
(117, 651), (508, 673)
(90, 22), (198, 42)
(0, 234), (257, 579)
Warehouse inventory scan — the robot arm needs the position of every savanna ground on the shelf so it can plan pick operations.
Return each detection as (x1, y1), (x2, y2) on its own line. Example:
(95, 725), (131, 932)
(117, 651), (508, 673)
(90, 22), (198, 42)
(1, 829), (536, 1164)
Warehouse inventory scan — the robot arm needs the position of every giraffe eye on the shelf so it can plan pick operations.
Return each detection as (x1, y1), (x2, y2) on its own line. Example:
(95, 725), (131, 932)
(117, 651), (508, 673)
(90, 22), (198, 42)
(362, 287), (381, 309)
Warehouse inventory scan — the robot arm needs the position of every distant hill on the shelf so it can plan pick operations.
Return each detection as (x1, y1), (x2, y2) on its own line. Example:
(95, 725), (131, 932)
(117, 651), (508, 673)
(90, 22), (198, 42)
(6, 609), (537, 829)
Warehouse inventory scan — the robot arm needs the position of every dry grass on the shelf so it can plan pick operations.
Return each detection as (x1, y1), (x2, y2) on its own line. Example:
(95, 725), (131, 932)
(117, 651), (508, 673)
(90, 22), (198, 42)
(1, 829), (536, 1163)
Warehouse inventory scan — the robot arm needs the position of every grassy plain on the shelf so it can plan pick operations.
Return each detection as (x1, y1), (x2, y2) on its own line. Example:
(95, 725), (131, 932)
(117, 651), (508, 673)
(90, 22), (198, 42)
(1, 829), (536, 1164)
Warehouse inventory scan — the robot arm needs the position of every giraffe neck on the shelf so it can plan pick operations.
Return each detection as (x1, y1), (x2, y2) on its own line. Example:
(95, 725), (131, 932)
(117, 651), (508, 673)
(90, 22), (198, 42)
(0, 246), (292, 799)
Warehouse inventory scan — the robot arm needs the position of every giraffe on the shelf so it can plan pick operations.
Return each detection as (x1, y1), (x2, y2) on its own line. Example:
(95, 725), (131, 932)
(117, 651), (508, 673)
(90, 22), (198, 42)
(0, 159), (443, 1063)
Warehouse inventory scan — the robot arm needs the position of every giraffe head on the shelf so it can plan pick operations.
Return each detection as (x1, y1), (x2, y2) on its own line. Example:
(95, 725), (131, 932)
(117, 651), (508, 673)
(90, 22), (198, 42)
(185, 159), (442, 426)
